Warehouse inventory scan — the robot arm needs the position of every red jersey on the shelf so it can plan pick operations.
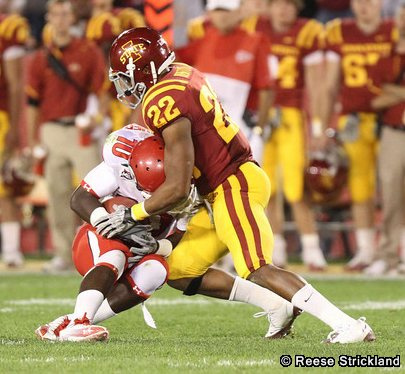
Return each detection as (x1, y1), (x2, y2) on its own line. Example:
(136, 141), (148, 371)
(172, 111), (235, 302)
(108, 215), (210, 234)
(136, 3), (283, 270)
(85, 11), (121, 47)
(247, 17), (324, 108)
(177, 17), (271, 124)
(0, 14), (29, 111)
(26, 38), (108, 123)
(141, 63), (253, 195)
(325, 18), (398, 114)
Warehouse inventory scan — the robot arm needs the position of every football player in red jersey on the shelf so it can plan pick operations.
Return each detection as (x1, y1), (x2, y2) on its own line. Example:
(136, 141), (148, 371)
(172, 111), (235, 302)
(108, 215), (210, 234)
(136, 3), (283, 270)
(0, 2), (29, 267)
(323, 0), (398, 270)
(36, 124), (304, 341)
(241, 0), (328, 269)
(101, 28), (375, 343)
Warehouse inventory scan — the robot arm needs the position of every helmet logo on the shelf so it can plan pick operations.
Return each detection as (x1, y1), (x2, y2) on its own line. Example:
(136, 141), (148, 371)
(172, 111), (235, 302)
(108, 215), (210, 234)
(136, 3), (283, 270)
(120, 41), (146, 64)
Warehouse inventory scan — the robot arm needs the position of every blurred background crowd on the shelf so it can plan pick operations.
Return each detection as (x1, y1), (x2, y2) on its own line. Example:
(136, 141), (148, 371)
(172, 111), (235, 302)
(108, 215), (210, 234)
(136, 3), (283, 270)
(0, 0), (404, 277)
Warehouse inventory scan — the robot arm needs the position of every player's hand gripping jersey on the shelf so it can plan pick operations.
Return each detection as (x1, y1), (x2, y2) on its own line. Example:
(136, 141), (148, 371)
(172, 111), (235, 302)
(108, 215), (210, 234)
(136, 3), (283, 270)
(141, 62), (253, 195)
(325, 18), (398, 114)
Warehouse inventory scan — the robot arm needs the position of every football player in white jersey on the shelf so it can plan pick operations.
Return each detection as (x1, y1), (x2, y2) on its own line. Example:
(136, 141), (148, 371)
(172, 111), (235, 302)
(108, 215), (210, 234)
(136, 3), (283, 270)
(35, 124), (300, 342)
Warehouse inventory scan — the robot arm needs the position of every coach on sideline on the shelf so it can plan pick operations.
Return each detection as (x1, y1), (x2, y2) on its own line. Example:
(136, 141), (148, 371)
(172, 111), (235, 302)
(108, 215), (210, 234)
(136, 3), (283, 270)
(25, 0), (108, 272)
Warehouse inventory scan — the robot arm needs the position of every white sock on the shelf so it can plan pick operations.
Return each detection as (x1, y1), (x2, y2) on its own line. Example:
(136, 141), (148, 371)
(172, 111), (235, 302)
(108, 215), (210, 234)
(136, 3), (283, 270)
(93, 299), (116, 324)
(355, 228), (375, 259)
(272, 234), (287, 266)
(229, 276), (287, 311)
(301, 234), (320, 252)
(1, 222), (22, 262)
(400, 228), (405, 263)
(73, 289), (104, 322)
(291, 284), (354, 330)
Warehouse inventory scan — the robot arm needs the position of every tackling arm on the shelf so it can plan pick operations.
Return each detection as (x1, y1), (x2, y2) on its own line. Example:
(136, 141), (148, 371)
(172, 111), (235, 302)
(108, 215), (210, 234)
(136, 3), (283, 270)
(133, 117), (195, 218)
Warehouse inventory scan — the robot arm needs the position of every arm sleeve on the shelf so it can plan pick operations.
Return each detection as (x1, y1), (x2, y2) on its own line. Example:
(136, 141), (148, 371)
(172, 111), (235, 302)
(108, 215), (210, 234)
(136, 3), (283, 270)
(82, 162), (119, 198)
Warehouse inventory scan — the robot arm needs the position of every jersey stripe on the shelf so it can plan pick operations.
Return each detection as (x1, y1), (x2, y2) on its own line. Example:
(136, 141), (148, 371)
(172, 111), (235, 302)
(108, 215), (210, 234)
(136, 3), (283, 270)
(240, 16), (258, 34)
(187, 16), (205, 41)
(222, 179), (254, 273)
(142, 78), (187, 107)
(236, 169), (266, 267)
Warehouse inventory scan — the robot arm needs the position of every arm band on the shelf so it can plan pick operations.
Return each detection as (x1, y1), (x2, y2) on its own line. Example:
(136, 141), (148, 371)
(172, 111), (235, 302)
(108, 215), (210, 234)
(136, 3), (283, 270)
(156, 239), (173, 257)
(90, 207), (109, 226)
(130, 201), (150, 221)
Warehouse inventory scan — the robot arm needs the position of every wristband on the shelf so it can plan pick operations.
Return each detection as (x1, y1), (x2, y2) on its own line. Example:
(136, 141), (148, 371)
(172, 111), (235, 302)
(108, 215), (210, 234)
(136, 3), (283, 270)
(90, 207), (109, 226)
(156, 239), (173, 257)
(130, 201), (150, 221)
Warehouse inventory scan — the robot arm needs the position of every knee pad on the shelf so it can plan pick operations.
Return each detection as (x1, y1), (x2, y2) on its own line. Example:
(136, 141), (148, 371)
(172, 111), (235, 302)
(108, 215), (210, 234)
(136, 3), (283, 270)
(96, 250), (126, 279)
(127, 255), (169, 298)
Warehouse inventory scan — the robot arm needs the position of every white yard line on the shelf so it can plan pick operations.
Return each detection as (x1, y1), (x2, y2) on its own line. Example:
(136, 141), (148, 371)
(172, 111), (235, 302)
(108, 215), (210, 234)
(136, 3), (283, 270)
(3, 297), (405, 311)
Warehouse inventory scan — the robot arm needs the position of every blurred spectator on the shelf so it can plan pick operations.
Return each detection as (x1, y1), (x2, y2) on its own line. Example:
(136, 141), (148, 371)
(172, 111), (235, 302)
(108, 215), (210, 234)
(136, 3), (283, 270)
(174, 0), (204, 48)
(366, 3), (405, 275)
(178, 0), (272, 164)
(87, 0), (144, 132)
(323, 0), (397, 270)
(25, 0), (108, 272)
(316, 0), (352, 23)
(250, 0), (328, 269)
(0, 1), (29, 267)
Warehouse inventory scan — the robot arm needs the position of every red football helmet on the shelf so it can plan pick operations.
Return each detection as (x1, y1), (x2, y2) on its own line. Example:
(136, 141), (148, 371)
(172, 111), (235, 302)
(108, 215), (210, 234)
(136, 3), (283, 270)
(109, 27), (175, 109)
(129, 135), (165, 193)
(305, 145), (348, 204)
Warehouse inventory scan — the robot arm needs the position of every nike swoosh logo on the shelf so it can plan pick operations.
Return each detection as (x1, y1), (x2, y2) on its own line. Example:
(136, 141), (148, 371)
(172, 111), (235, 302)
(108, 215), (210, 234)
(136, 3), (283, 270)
(304, 292), (314, 302)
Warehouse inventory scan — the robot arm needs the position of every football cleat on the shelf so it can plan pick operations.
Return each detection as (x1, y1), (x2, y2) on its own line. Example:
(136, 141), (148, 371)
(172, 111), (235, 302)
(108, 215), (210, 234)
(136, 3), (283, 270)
(324, 317), (376, 344)
(302, 247), (327, 271)
(35, 315), (72, 341)
(35, 314), (109, 342)
(363, 260), (389, 276)
(254, 303), (302, 339)
(345, 253), (373, 271)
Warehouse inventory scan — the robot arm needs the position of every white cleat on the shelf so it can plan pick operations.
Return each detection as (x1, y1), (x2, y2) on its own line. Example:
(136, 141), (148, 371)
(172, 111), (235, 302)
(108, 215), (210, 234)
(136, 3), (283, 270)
(345, 253), (373, 271)
(35, 314), (109, 342)
(254, 302), (302, 339)
(272, 246), (288, 268)
(324, 317), (376, 344)
(364, 260), (388, 276)
(302, 248), (327, 271)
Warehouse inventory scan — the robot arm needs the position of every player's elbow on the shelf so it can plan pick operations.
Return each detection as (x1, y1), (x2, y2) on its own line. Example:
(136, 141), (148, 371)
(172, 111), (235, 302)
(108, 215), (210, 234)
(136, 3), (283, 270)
(171, 185), (190, 204)
(70, 188), (81, 215)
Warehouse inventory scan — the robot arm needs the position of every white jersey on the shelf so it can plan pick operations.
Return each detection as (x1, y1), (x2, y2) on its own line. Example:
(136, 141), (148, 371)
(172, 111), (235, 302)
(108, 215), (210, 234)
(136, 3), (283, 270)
(81, 124), (152, 201)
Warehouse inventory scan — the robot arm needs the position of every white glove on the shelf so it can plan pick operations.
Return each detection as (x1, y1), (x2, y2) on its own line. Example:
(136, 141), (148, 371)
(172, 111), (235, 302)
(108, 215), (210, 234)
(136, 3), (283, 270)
(169, 184), (202, 215)
(93, 205), (136, 238)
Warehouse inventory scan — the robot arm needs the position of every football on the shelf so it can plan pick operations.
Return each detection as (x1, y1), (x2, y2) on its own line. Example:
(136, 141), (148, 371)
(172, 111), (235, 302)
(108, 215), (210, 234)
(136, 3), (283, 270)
(103, 195), (138, 213)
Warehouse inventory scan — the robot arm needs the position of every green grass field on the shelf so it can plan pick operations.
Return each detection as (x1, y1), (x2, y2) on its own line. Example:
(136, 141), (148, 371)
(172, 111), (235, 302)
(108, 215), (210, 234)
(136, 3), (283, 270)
(0, 272), (404, 373)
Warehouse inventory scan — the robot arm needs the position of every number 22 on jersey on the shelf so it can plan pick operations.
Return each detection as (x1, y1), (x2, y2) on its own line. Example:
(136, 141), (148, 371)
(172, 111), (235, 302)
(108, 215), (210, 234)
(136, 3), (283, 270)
(199, 84), (239, 144)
